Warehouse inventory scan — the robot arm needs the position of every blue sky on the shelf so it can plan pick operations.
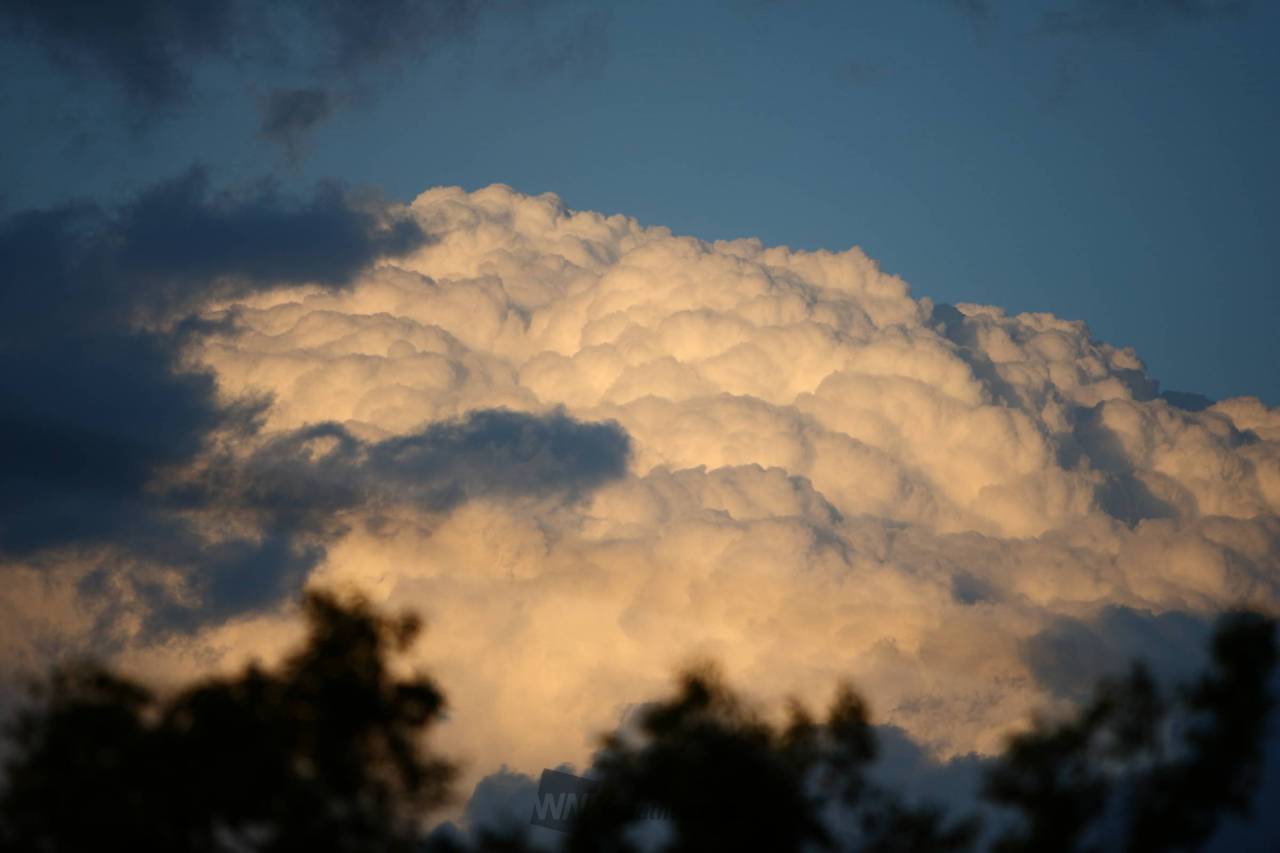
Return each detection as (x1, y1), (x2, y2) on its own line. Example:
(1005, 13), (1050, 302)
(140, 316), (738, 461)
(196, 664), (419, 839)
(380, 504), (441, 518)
(3, 0), (1277, 403)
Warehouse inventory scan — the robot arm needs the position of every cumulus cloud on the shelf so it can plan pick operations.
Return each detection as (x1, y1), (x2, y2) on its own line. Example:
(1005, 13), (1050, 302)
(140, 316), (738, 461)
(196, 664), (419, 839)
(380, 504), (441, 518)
(3, 183), (1280, 829)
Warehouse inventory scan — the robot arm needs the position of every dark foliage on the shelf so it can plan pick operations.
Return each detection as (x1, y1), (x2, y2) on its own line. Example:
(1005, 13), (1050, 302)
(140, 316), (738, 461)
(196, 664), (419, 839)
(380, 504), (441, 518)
(1126, 611), (1277, 850)
(0, 591), (453, 852)
(555, 668), (976, 853)
(984, 610), (1277, 853)
(0, 597), (1274, 852)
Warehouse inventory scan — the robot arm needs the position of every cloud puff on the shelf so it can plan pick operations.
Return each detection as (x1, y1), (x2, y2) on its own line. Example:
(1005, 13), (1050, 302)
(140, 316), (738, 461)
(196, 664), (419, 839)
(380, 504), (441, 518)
(4, 183), (1280, 818)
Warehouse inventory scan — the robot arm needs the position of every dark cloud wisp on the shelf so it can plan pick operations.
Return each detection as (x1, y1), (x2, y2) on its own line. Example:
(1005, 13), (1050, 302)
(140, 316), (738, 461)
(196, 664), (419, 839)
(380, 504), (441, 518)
(0, 0), (241, 107)
(0, 0), (481, 107)
(0, 0), (610, 116)
(258, 87), (334, 160)
(236, 409), (633, 524)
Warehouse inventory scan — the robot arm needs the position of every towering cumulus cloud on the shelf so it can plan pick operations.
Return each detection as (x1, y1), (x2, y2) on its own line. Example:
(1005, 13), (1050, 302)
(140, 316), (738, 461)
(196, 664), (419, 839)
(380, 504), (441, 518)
(5, 184), (1280, 805)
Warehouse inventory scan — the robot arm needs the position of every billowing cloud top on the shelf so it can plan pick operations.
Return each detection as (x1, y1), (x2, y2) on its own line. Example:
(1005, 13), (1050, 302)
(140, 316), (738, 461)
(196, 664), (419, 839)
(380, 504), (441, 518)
(4, 184), (1279, 800)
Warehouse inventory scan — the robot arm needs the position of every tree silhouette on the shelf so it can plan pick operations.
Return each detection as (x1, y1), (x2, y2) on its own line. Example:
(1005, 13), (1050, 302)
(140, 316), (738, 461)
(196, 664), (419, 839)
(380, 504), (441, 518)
(984, 611), (1277, 853)
(564, 663), (834, 853)
(0, 596), (1274, 852)
(0, 591), (453, 852)
(983, 662), (1163, 852)
(546, 612), (1275, 852)
(558, 667), (975, 853)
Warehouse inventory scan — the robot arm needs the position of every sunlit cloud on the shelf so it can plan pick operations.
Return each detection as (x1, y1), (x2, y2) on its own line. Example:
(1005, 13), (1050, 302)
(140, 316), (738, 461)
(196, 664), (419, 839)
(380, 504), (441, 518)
(11, 183), (1274, 792)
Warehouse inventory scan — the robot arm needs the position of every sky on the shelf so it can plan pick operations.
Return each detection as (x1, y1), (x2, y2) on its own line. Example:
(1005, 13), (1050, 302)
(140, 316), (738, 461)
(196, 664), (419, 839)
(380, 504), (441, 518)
(2, 1), (1280, 847)
(2, 0), (1277, 405)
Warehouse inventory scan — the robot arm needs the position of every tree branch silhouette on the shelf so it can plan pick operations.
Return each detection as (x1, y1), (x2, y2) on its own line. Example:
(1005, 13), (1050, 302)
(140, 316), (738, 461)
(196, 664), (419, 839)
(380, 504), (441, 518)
(0, 596), (1274, 852)
(0, 590), (453, 852)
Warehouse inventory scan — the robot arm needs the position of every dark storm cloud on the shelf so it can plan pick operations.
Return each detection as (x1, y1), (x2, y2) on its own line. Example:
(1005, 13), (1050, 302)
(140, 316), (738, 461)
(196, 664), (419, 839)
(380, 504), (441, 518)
(258, 87), (333, 161)
(0, 168), (404, 559)
(109, 167), (425, 293)
(237, 410), (632, 519)
(0, 172), (407, 609)
(366, 408), (631, 505)
(0, 330), (249, 556)
(0, 167), (426, 341)
(0, 167), (426, 557)
(0, 0), (240, 107)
